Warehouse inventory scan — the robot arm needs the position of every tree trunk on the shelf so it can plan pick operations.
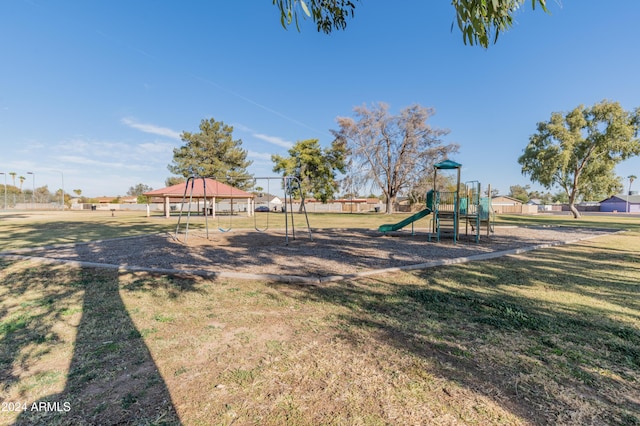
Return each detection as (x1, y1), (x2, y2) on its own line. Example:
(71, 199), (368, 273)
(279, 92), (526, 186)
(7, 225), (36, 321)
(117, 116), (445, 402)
(386, 196), (394, 214)
(568, 188), (581, 219)
(568, 203), (581, 218)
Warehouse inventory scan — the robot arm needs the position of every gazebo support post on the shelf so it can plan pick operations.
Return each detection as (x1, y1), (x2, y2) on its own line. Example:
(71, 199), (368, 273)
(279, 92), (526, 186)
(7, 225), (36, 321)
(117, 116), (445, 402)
(164, 196), (171, 219)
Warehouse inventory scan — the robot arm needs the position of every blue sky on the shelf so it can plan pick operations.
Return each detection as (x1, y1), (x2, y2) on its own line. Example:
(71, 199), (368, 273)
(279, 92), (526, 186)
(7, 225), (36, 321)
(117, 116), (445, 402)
(1, 1), (639, 198)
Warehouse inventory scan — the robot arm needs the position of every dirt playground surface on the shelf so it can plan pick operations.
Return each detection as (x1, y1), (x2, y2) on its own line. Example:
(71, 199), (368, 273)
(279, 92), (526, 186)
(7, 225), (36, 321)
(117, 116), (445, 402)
(8, 226), (617, 280)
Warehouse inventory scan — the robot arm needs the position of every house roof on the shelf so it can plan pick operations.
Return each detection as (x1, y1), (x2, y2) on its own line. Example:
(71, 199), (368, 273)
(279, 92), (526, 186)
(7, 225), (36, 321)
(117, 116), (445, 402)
(144, 178), (252, 199)
(96, 197), (117, 203)
(254, 193), (282, 203)
(491, 195), (523, 204)
(95, 195), (138, 203)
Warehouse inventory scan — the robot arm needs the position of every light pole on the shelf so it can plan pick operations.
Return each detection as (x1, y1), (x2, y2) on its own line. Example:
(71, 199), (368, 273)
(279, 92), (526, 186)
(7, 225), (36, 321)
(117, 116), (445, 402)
(27, 172), (35, 209)
(52, 170), (65, 210)
(0, 172), (6, 210)
(627, 175), (637, 214)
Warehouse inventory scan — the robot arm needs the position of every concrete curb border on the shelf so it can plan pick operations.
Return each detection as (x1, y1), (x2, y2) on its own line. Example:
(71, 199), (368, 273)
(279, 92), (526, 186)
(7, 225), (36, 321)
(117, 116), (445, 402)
(0, 230), (624, 285)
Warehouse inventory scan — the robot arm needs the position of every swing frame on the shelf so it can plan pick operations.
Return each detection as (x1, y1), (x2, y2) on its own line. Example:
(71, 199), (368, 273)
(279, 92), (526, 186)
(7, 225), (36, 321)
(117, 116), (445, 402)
(253, 177), (271, 233)
(174, 175), (312, 245)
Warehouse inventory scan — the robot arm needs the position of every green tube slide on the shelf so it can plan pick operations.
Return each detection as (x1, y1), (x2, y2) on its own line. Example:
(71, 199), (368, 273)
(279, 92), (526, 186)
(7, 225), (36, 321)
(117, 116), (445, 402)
(378, 208), (432, 233)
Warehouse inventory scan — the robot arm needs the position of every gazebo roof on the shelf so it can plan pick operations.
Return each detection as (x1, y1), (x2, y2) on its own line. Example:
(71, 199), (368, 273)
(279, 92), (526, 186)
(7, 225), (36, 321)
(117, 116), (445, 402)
(144, 178), (252, 199)
(434, 159), (462, 170)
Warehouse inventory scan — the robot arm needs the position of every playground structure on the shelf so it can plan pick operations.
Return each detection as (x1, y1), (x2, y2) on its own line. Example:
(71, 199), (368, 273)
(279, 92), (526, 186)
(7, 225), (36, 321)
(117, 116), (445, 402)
(379, 160), (494, 243)
(174, 175), (312, 245)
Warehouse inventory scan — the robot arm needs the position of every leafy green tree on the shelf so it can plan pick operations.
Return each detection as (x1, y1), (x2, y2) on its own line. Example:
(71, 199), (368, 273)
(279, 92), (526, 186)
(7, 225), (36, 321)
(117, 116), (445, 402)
(274, 0), (354, 34)
(552, 190), (568, 204)
(4, 185), (20, 196)
(334, 102), (457, 214)
(628, 175), (637, 195)
(127, 183), (153, 204)
(274, 0), (549, 48)
(508, 184), (530, 203)
(53, 188), (69, 207)
(165, 176), (186, 187)
(127, 183), (153, 196)
(452, 0), (548, 47)
(528, 190), (553, 205)
(272, 138), (347, 204)
(168, 118), (253, 189)
(33, 185), (50, 204)
(73, 189), (82, 197)
(1, 185), (20, 208)
(518, 100), (640, 218)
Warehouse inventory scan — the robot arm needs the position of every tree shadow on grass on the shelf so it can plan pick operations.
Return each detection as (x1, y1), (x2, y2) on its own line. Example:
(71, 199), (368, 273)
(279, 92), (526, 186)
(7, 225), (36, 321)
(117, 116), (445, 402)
(496, 214), (640, 232)
(0, 213), (33, 220)
(0, 260), (81, 394)
(0, 219), (172, 251)
(268, 242), (640, 425)
(1, 261), (189, 425)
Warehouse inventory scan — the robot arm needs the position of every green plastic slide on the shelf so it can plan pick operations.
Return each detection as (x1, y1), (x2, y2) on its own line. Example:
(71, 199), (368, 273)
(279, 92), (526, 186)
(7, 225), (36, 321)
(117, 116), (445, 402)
(378, 208), (432, 233)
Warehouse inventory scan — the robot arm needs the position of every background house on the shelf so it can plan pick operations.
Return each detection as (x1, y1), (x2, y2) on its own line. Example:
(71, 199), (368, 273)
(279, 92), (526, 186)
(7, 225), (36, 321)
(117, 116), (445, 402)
(491, 196), (522, 214)
(96, 196), (117, 204)
(334, 198), (382, 213)
(526, 198), (553, 212)
(491, 196), (538, 214)
(254, 193), (283, 210)
(599, 194), (640, 213)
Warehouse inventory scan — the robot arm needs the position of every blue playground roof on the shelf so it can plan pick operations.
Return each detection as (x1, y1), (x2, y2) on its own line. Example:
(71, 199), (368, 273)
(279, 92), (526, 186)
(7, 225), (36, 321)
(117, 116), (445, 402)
(434, 159), (462, 170)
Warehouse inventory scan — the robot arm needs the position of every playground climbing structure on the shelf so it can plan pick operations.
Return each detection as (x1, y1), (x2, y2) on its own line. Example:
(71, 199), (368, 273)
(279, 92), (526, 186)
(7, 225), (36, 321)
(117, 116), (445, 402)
(429, 160), (495, 243)
(379, 159), (494, 243)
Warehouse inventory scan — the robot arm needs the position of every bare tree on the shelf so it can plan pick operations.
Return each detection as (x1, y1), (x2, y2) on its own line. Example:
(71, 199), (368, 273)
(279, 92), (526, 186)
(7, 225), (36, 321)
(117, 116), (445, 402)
(334, 103), (458, 213)
(408, 173), (456, 206)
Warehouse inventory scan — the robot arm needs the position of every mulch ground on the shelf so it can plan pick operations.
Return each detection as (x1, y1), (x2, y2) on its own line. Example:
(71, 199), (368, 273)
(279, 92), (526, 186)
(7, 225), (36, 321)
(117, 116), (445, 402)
(5, 226), (617, 281)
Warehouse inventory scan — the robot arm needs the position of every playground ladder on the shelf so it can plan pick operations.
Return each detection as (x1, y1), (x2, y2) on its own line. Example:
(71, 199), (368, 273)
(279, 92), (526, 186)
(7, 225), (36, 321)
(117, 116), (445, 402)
(431, 191), (458, 244)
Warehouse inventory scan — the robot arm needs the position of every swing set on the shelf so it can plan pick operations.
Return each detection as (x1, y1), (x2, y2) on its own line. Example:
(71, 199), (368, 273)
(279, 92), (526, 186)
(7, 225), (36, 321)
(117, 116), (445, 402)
(174, 175), (312, 245)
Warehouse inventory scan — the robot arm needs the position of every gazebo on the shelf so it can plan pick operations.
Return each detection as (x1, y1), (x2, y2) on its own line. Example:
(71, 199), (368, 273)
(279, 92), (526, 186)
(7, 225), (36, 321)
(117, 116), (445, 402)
(144, 178), (254, 218)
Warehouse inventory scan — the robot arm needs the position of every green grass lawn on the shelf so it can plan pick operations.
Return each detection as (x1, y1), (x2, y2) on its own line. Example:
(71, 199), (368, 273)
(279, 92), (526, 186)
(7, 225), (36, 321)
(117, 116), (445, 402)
(0, 211), (638, 425)
(495, 212), (640, 231)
